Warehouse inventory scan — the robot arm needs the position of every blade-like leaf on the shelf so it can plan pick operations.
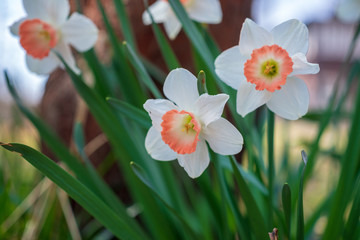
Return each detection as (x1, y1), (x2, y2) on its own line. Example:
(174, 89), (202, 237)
(230, 156), (268, 239)
(56, 52), (175, 240)
(123, 41), (162, 98)
(282, 183), (291, 239)
(144, 0), (181, 70)
(130, 162), (198, 239)
(107, 97), (151, 129)
(0, 143), (148, 240)
(296, 151), (307, 240)
(113, 0), (137, 50)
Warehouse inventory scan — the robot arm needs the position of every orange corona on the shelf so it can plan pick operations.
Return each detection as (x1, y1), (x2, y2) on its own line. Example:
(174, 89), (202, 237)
(19, 19), (58, 59)
(244, 44), (293, 92)
(161, 109), (201, 154)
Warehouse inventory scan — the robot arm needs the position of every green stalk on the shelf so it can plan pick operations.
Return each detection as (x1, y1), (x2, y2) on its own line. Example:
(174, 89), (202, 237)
(267, 110), (275, 229)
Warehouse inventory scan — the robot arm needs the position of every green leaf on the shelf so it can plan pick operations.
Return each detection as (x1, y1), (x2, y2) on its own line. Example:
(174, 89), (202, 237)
(282, 183), (291, 239)
(113, 0), (137, 51)
(168, 0), (213, 68)
(267, 110), (275, 229)
(230, 156), (268, 239)
(96, 0), (144, 106)
(296, 151), (307, 240)
(83, 49), (112, 98)
(123, 41), (163, 98)
(4, 71), (92, 190)
(343, 175), (360, 239)
(107, 97), (151, 129)
(322, 69), (360, 240)
(130, 162), (198, 239)
(0, 143), (148, 240)
(5, 71), (145, 235)
(56, 52), (175, 240)
(144, 0), (181, 70)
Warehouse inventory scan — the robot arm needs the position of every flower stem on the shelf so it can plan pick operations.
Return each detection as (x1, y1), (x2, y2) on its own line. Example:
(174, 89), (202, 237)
(267, 110), (275, 229)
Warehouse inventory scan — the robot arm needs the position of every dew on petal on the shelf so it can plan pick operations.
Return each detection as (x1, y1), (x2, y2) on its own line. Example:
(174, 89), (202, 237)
(19, 19), (58, 59)
(161, 109), (201, 154)
(244, 44), (293, 92)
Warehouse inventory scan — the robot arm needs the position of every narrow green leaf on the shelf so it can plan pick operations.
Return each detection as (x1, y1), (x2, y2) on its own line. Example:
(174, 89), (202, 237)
(123, 41), (163, 98)
(322, 70), (360, 240)
(4, 71), (91, 189)
(113, 0), (137, 50)
(296, 151), (307, 240)
(343, 175), (360, 239)
(107, 97), (151, 129)
(0, 143), (148, 240)
(144, 0), (181, 70)
(141, 57), (167, 84)
(282, 183), (291, 239)
(212, 154), (231, 239)
(130, 162), (198, 239)
(83, 49), (113, 98)
(304, 193), (332, 238)
(168, 0), (213, 68)
(96, 0), (145, 106)
(56, 52), (175, 240)
(5, 71), (144, 235)
(267, 110), (275, 229)
(230, 156), (268, 239)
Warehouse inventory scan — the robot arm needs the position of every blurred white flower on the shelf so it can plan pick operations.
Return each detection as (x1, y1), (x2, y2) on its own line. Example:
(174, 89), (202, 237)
(10, 0), (98, 75)
(142, 0), (222, 39)
(215, 18), (320, 120)
(144, 68), (243, 178)
(336, 0), (360, 22)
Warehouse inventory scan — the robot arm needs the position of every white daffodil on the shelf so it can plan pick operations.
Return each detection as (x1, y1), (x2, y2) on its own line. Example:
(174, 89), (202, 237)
(142, 0), (222, 40)
(215, 18), (320, 120)
(337, 0), (360, 22)
(144, 68), (243, 178)
(10, 0), (98, 75)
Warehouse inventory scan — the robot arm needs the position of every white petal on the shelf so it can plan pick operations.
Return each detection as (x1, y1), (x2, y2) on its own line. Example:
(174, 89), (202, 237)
(193, 93), (228, 126)
(271, 19), (308, 56)
(163, 68), (199, 110)
(177, 140), (209, 178)
(9, 17), (27, 36)
(187, 0), (222, 24)
(142, 0), (171, 25)
(266, 77), (309, 120)
(145, 127), (177, 161)
(239, 18), (273, 56)
(337, 0), (360, 22)
(54, 40), (80, 74)
(24, 0), (69, 25)
(236, 80), (272, 117)
(163, 13), (182, 40)
(215, 46), (247, 90)
(26, 53), (59, 75)
(143, 99), (178, 131)
(61, 13), (99, 52)
(290, 53), (320, 76)
(202, 118), (243, 155)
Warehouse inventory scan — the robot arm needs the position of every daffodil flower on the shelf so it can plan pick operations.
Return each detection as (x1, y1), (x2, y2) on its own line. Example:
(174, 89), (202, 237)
(215, 18), (320, 120)
(144, 68), (243, 178)
(142, 0), (222, 39)
(10, 0), (98, 75)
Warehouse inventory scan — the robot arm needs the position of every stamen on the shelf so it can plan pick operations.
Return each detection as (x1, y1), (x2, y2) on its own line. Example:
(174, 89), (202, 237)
(244, 45), (293, 92)
(161, 110), (201, 154)
(19, 19), (58, 59)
